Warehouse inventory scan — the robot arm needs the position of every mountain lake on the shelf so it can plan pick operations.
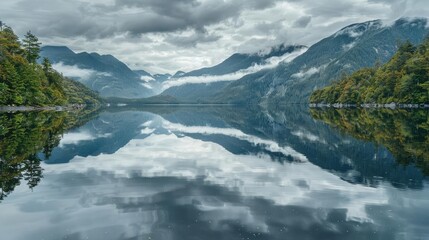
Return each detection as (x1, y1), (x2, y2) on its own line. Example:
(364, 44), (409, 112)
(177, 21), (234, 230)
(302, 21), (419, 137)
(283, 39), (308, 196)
(0, 105), (428, 240)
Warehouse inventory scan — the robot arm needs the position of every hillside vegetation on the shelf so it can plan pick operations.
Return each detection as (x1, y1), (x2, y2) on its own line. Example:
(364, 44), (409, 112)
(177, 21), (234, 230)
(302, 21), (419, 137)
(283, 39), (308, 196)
(0, 26), (100, 106)
(310, 38), (429, 104)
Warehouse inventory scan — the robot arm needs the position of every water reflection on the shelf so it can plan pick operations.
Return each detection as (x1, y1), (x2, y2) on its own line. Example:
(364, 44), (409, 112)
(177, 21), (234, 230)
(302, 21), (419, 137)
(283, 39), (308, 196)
(0, 110), (97, 201)
(310, 108), (429, 175)
(0, 106), (428, 240)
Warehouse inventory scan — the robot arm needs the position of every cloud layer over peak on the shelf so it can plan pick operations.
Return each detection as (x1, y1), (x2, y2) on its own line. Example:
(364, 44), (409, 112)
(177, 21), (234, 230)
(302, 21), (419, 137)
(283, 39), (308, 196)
(1, 0), (428, 73)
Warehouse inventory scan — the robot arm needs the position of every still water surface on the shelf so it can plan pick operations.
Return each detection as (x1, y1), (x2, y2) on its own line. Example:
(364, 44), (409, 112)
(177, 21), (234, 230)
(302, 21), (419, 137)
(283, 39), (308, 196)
(0, 106), (428, 240)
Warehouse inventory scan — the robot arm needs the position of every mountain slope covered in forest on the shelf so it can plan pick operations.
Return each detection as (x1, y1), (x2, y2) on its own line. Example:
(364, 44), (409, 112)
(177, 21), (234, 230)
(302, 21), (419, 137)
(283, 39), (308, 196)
(310, 39), (429, 104)
(0, 26), (100, 106)
(213, 18), (429, 105)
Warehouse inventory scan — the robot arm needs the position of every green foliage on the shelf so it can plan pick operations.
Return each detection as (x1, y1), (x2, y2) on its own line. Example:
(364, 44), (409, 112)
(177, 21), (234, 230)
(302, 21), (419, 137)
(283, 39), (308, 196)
(22, 31), (41, 63)
(0, 108), (99, 201)
(310, 39), (429, 104)
(310, 108), (429, 175)
(0, 25), (101, 106)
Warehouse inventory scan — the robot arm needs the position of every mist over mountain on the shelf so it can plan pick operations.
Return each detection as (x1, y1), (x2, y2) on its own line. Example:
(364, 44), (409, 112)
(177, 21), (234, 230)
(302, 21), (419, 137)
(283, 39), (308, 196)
(40, 17), (429, 105)
(214, 17), (429, 105)
(40, 46), (153, 98)
(159, 44), (307, 102)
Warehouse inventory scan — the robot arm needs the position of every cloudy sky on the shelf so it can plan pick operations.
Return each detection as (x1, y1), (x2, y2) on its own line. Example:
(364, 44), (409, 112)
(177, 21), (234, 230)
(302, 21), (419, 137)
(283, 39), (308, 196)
(1, 0), (428, 74)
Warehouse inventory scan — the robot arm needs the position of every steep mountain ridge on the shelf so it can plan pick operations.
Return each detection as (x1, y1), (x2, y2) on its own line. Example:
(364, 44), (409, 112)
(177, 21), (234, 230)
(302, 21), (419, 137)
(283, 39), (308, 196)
(40, 46), (153, 98)
(160, 44), (307, 102)
(214, 17), (429, 104)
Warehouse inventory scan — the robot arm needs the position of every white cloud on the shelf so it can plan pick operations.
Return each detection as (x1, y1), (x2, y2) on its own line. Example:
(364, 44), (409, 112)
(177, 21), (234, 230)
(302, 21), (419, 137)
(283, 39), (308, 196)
(161, 47), (307, 90)
(343, 41), (357, 51)
(291, 66), (320, 79)
(140, 75), (155, 82)
(52, 62), (111, 80)
(140, 83), (153, 89)
(52, 62), (96, 80)
(2, 0), (429, 74)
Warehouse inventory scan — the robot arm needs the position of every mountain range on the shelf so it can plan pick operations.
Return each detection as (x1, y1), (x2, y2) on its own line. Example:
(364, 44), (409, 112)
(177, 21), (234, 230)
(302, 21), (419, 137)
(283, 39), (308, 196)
(41, 17), (429, 104)
(215, 17), (429, 105)
(40, 46), (153, 98)
(159, 44), (307, 102)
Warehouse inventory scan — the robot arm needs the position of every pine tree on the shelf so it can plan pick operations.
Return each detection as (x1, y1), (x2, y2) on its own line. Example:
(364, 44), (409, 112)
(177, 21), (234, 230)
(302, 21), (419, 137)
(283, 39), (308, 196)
(3, 60), (25, 105)
(0, 26), (21, 55)
(42, 57), (52, 74)
(0, 82), (10, 105)
(22, 31), (41, 64)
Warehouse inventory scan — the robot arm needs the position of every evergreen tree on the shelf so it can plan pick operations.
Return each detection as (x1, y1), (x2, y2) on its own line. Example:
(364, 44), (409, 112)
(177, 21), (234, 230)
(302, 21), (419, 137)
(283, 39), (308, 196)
(310, 39), (429, 104)
(0, 25), (101, 107)
(42, 57), (52, 73)
(22, 31), (41, 64)
(3, 60), (25, 105)
(0, 26), (21, 55)
(0, 82), (10, 105)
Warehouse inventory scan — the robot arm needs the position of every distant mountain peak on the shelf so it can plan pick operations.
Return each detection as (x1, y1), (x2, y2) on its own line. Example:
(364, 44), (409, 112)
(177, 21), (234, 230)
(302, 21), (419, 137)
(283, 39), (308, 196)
(41, 45), (75, 55)
(334, 20), (382, 38)
(254, 44), (307, 57)
(40, 46), (154, 98)
(389, 17), (428, 28)
(173, 71), (186, 78)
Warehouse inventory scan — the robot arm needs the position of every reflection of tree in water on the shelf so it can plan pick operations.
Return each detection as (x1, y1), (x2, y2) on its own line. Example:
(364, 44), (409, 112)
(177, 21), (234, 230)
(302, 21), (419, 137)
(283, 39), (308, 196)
(0, 110), (97, 201)
(310, 108), (429, 175)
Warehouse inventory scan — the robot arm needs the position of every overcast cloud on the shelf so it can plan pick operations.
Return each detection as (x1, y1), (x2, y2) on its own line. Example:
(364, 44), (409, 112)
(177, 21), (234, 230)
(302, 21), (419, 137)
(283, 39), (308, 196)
(1, 0), (428, 73)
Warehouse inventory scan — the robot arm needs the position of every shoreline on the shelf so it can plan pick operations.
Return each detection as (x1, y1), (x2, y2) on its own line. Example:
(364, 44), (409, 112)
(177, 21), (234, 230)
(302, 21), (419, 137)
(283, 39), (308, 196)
(309, 103), (429, 109)
(0, 104), (86, 112)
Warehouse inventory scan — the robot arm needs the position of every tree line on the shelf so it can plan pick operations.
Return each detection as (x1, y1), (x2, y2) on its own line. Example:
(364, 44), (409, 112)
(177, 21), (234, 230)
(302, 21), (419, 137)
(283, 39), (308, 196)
(310, 38), (429, 104)
(0, 25), (100, 106)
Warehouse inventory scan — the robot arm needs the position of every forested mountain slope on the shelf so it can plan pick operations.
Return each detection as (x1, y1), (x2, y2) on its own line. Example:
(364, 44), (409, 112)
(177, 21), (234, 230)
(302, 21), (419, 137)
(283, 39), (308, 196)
(0, 26), (100, 106)
(310, 39), (429, 104)
(214, 18), (429, 105)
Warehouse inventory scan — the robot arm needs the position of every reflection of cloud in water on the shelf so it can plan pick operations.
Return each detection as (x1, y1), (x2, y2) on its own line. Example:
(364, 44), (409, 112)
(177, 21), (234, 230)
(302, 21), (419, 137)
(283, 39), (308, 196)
(44, 133), (387, 222)
(160, 120), (308, 162)
(2, 112), (429, 239)
(1, 172), (398, 240)
(291, 130), (326, 144)
(59, 130), (111, 147)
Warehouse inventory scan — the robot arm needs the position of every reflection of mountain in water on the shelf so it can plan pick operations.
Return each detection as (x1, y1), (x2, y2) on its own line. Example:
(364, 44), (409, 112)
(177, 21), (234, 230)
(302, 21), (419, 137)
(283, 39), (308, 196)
(159, 106), (428, 189)
(2, 106), (429, 240)
(45, 106), (428, 189)
(44, 111), (155, 164)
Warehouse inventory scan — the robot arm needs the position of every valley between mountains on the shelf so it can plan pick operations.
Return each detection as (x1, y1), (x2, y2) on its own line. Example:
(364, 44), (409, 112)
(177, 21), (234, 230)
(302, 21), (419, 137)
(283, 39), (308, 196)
(40, 17), (429, 105)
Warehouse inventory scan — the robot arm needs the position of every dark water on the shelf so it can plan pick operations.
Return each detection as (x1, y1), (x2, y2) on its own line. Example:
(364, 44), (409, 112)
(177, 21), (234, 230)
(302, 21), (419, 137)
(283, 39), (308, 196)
(0, 106), (428, 240)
